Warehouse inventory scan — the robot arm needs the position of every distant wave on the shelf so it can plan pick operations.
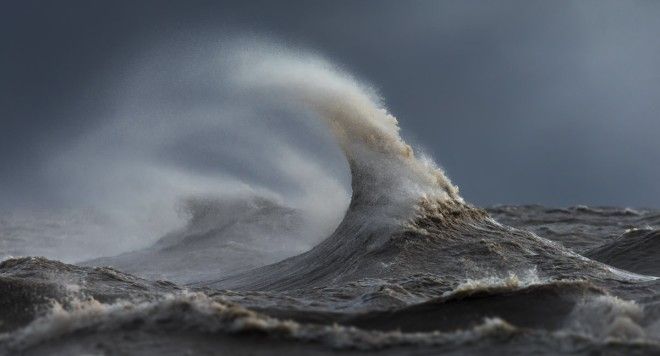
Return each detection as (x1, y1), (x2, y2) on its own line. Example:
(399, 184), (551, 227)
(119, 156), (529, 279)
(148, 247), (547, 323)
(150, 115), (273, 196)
(586, 229), (660, 276)
(84, 196), (310, 283)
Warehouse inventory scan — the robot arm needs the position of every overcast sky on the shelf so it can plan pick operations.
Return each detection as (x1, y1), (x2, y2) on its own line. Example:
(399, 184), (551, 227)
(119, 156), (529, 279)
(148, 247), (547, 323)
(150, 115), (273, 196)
(2, 0), (660, 208)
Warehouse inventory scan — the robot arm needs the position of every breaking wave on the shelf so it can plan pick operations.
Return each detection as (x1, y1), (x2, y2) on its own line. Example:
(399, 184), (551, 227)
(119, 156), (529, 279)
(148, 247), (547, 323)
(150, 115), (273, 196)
(68, 38), (465, 282)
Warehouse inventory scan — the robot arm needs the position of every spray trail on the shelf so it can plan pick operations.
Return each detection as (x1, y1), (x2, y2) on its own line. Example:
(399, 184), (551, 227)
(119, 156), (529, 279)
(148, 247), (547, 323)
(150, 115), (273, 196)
(72, 40), (464, 281)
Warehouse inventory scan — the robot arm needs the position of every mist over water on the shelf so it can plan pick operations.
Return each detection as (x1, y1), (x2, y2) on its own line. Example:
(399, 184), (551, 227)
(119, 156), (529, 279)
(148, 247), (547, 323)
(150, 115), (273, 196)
(3, 39), (363, 263)
(6, 36), (469, 268)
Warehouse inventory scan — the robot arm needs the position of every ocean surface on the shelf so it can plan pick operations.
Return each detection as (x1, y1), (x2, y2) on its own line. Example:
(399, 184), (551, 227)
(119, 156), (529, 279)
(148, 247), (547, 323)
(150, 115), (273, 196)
(2, 205), (659, 355)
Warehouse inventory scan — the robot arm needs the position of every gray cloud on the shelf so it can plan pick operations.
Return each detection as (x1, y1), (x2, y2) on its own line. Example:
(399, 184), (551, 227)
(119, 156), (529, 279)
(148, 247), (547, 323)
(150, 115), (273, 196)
(2, 0), (659, 208)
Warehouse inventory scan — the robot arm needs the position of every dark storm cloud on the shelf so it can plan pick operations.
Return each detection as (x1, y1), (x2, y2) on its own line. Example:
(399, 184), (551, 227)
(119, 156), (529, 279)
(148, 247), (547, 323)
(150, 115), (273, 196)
(2, 0), (659, 208)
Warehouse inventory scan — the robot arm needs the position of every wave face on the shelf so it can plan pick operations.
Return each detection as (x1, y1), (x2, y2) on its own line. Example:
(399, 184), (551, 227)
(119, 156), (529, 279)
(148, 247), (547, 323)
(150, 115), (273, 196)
(585, 229), (660, 276)
(202, 44), (642, 292)
(2, 41), (660, 355)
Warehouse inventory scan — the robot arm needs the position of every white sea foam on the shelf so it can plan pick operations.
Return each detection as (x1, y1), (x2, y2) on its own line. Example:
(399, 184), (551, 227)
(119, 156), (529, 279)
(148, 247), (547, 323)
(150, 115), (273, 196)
(444, 269), (544, 297)
(1, 292), (518, 352)
(567, 295), (649, 341)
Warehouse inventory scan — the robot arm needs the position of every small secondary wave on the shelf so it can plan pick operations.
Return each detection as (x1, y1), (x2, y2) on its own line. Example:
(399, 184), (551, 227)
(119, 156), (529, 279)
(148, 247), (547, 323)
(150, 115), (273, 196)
(586, 229), (660, 276)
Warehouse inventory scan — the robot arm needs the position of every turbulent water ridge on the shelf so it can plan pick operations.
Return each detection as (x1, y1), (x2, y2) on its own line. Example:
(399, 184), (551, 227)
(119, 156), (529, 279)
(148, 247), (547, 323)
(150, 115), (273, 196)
(1, 44), (659, 355)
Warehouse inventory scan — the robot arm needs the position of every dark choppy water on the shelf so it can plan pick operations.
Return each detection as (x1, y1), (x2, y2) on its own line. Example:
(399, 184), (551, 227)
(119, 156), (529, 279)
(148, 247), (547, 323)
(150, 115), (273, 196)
(1, 204), (659, 355)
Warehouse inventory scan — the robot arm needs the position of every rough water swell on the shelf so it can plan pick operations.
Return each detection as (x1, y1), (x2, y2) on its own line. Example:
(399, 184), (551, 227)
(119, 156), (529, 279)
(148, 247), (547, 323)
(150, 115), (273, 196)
(1, 42), (660, 355)
(204, 46), (651, 292)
